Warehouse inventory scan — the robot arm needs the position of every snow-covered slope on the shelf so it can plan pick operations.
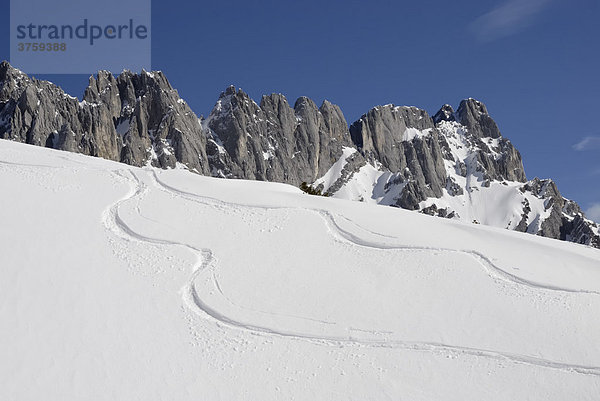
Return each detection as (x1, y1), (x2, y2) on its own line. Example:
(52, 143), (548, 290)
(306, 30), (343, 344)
(1, 140), (600, 400)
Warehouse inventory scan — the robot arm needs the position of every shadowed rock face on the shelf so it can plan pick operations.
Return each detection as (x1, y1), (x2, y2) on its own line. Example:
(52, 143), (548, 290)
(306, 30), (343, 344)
(0, 61), (121, 161)
(349, 105), (435, 169)
(456, 98), (502, 139)
(430, 100), (526, 183)
(348, 105), (447, 207)
(0, 62), (209, 173)
(347, 101), (526, 208)
(0, 61), (597, 248)
(83, 69), (210, 173)
(204, 86), (355, 186)
(433, 104), (456, 124)
(519, 178), (598, 246)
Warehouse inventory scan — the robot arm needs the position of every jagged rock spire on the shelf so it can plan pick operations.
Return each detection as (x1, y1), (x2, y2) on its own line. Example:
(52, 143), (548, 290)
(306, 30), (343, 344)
(456, 98), (502, 139)
(433, 104), (455, 124)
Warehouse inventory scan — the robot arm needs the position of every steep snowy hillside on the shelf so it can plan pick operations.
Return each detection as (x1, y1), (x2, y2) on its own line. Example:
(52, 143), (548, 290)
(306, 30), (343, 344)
(1, 140), (599, 400)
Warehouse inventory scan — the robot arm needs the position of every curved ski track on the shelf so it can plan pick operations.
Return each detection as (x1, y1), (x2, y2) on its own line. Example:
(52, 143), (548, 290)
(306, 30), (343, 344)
(100, 167), (600, 377)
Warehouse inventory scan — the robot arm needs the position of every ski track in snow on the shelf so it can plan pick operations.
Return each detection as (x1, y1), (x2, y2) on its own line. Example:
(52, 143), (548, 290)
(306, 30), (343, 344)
(3, 154), (600, 377)
(7, 152), (597, 378)
(149, 169), (600, 297)
(94, 166), (600, 377)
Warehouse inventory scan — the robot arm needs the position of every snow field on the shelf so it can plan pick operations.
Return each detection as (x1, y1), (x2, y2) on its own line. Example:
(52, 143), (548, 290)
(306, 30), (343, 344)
(1, 140), (599, 400)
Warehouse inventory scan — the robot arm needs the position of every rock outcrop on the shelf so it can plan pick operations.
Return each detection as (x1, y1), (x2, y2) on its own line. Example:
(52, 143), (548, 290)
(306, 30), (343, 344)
(520, 178), (600, 246)
(456, 98), (502, 139)
(204, 86), (355, 185)
(0, 61), (121, 161)
(331, 99), (597, 247)
(349, 105), (447, 208)
(0, 61), (210, 173)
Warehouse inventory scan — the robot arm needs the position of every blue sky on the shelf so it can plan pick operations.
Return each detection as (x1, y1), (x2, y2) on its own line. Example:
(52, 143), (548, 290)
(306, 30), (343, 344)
(2, 0), (599, 219)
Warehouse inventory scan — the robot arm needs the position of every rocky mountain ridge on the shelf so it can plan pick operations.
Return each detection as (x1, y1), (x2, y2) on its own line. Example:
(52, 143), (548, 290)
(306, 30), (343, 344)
(1, 61), (598, 248)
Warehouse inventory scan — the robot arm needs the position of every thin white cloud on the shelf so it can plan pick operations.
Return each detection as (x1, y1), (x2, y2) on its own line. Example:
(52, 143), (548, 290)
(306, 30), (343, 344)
(470, 0), (552, 42)
(586, 203), (600, 223)
(573, 136), (600, 151)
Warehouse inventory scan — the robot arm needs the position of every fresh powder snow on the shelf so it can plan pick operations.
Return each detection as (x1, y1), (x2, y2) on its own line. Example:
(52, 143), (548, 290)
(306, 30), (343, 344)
(1, 139), (599, 400)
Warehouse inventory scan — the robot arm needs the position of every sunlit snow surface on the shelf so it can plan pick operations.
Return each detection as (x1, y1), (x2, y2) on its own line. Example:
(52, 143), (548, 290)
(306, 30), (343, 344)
(1, 140), (599, 400)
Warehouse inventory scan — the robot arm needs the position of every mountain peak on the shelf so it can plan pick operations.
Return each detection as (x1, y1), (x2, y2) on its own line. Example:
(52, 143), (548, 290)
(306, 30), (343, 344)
(433, 104), (456, 123)
(218, 86), (254, 104)
(0, 60), (11, 78)
(223, 85), (237, 96)
(0, 61), (27, 82)
(294, 96), (317, 111)
(456, 98), (501, 139)
(459, 98), (489, 115)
